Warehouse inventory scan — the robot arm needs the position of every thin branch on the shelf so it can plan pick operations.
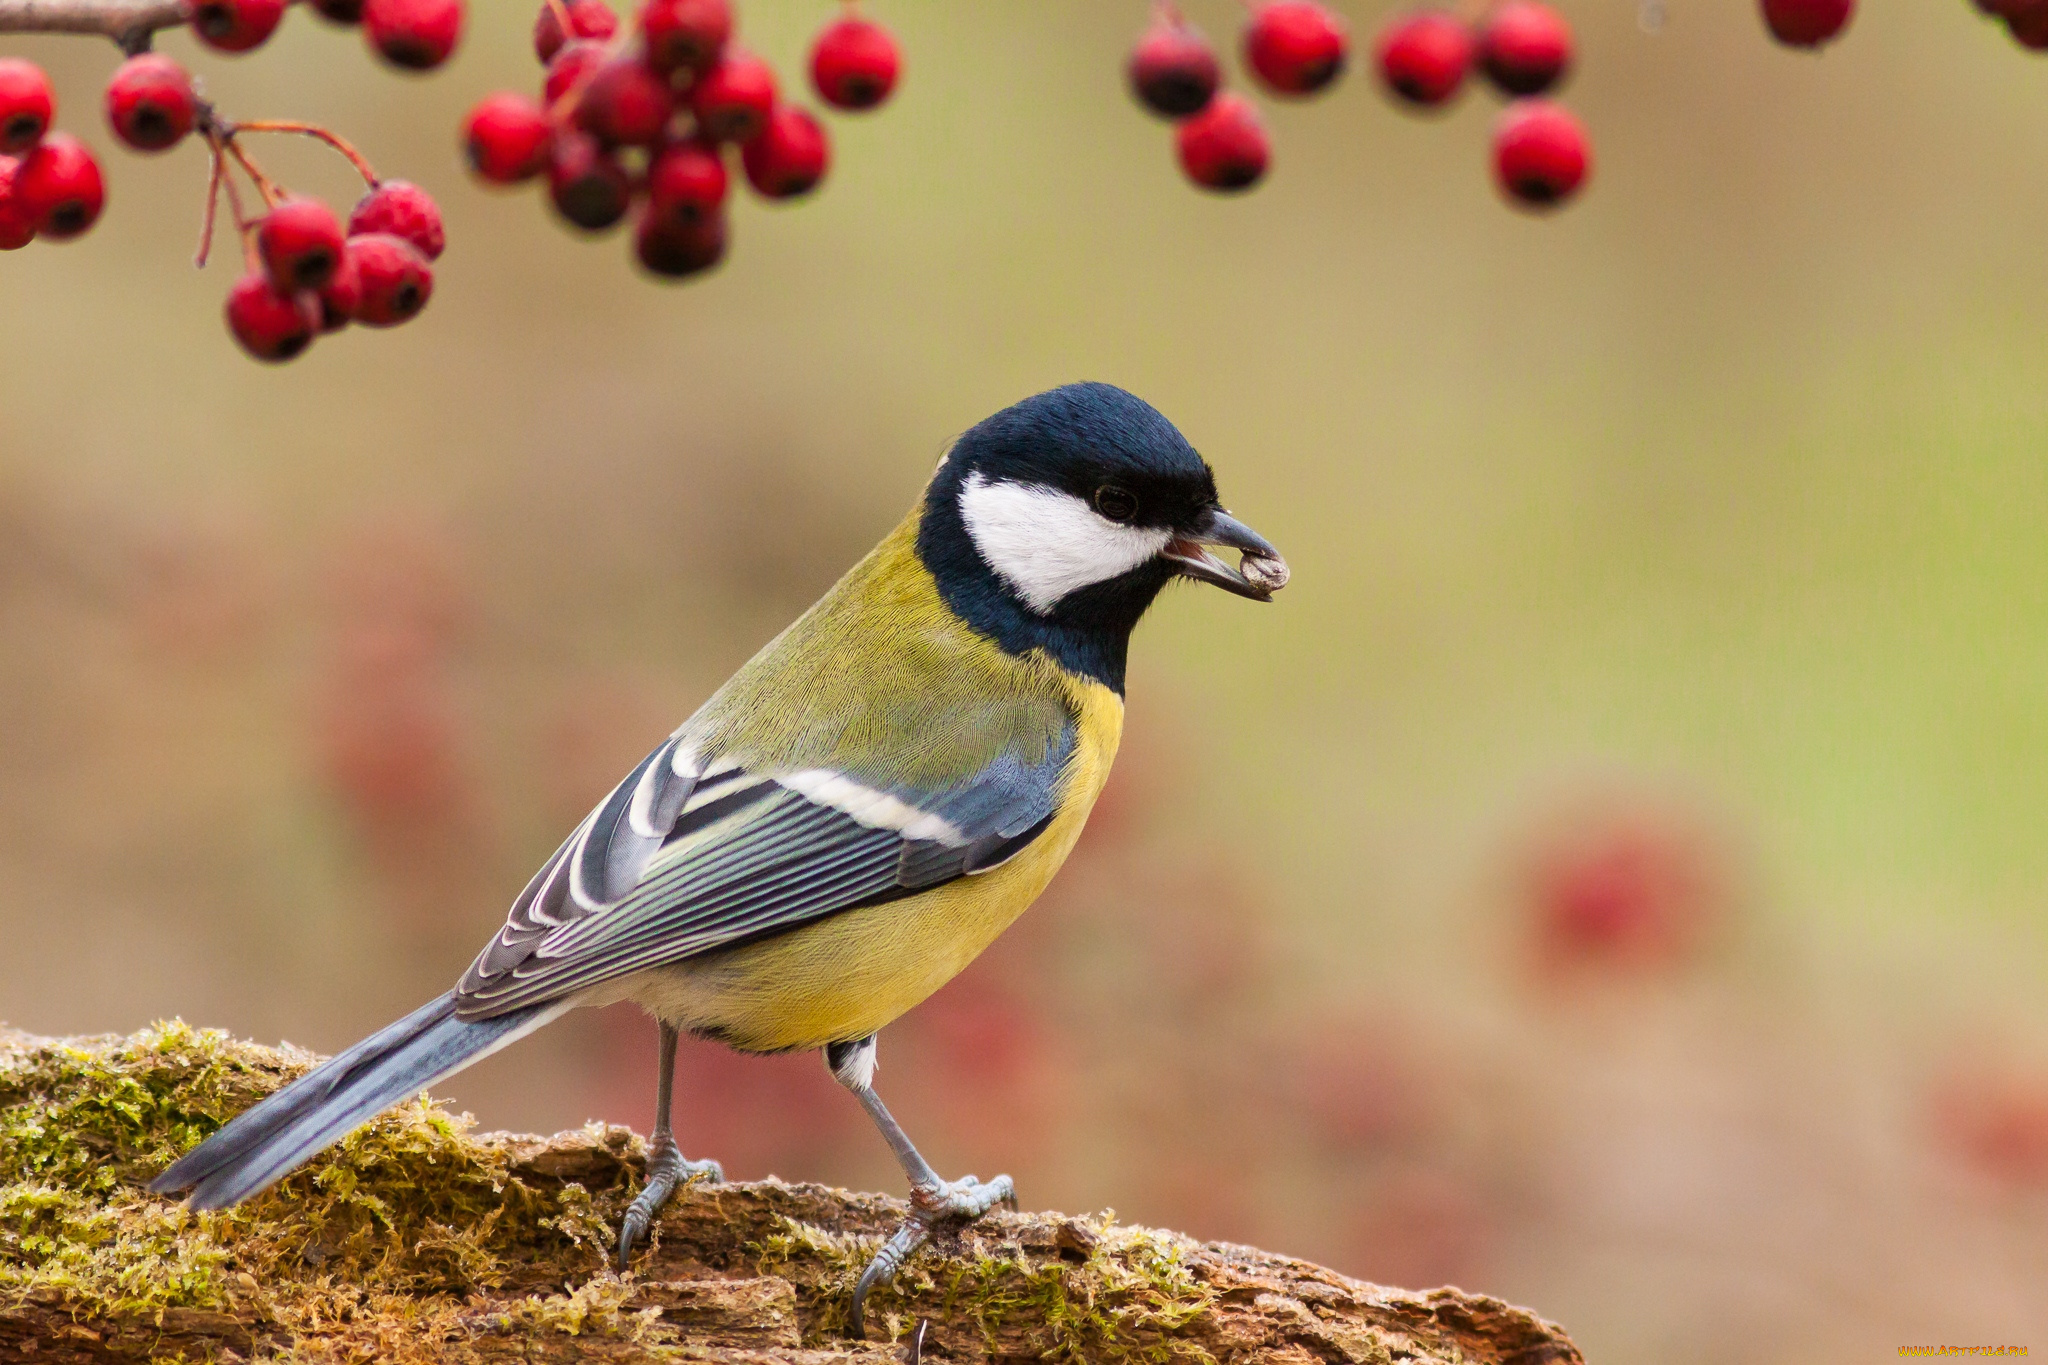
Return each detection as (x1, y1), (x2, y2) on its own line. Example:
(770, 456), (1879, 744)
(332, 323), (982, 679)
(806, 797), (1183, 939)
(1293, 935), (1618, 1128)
(0, 0), (185, 50)
(234, 119), (381, 187)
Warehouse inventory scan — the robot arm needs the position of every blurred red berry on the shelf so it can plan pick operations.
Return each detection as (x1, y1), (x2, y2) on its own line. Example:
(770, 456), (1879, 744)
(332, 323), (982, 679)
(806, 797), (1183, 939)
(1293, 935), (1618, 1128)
(348, 232), (434, 325)
(2008, 4), (2048, 45)
(646, 137), (727, 227)
(310, 0), (364, 23)
(0, 59), (53, 154)
(810, 15), (900, 111)
(544, 40), (607, 104)
(579, 52), (676, 146)
(15, 133), (103, 239)
(258, 197), (347, 291)
(548, 128), (633, 230)
(348, 179), (444, 259)
(1761, 0), (1853, 46)
(1375, 10), (1471, 108)
(364, 0), (464, 69)
(0, 156), (35, 250)
(463, 92), (551, 182)
(639, 0), (732, 77)
(1129, 9), (1220, 119)
(533, 0), (616, 62)
(1476, 1), (1570, 95)
(317, 248), (361, 331)
(635, 205), (725, 278)
(1244, 1), (1347, 97)
(1525, 808), (1723, 974)
(1932, 1063), (2048, 1189)
(105, 53), (196, 152)
(1175, 91), (1268, 191)
(1492, 98), (1587, 209)
(740, 104), (827, 199)
(691, 49), (776, 143)
(185, 0), (285, 52)
(225, 272), (320, 362)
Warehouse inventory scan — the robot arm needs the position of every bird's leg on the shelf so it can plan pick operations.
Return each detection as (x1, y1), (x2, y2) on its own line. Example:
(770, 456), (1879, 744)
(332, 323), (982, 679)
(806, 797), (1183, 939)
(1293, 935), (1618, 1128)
(826, 1035), (1016, 1339)
(616, 1021), (723, 1269)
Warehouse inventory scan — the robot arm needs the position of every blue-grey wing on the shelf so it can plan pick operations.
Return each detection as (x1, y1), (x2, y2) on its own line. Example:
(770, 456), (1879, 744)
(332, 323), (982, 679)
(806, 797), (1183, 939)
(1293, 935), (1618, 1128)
(453, 726), (1071, 1020)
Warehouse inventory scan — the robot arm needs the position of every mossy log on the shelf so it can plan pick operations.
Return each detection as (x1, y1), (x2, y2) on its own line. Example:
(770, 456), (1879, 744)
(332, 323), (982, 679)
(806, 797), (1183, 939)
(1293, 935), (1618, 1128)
(0, 1024), (1582, 1364)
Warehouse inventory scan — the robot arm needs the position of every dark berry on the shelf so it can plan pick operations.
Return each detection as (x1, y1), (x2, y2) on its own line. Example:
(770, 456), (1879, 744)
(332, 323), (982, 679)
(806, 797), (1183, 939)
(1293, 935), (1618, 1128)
(639, 0), (731, 77)
(348, 232), (434, 326)
(2009, 4), (2048, 45)
(1244, 1), (1347, 97)
(578, 52), (676, 146)
(1476, 2), (1570, 95)
(810, 15), (900, 111)
(185, 0), (286, 53)
(0, 59), (53, 154)
(548, 128), (633, 229)
(544, 41), (607, 104)
(1760, 0), (1854, 46)
(364, 0), (464, 69)
(1128, 10), (1220, 119)
(0, 157), (35, 250)
(15, 133), (104, 239)
(312, 0), (364, 22)
(1175, 91), (1267, 191)
(463, 92), (552, 182)
(534, 0), (617, 62)
(226, 272), (320, 362)
(646, 137), (727, 227)
(740, 104), (827, 199)
(691, 49), (776, 142)
(259, 197), (347, 290)
(105, 54), (197, 153)
(318, 248), (362, 330)
(1375, 10), (1471, 107)
(349, 180), (445, 259)
(1492, 98), (1587, 208)
(634, 205), (725, 278)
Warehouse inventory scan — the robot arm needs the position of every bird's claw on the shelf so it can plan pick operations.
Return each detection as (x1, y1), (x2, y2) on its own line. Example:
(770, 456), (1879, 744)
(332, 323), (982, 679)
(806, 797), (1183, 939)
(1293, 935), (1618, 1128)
(615, 1140), (723, 1270)
(847, 1173), (1015, 1339)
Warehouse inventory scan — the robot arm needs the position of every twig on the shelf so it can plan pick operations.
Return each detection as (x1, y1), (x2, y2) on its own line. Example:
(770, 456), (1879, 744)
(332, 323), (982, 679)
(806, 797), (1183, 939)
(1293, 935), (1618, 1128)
(0, 0), (184, 50)
(195, 134), (225, 267)
(233, 120), (381, 187)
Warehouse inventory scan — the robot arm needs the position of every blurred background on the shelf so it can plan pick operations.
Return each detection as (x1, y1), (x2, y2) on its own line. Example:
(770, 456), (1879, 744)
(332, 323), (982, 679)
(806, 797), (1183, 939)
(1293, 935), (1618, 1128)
(4, 0), (2048, 1359)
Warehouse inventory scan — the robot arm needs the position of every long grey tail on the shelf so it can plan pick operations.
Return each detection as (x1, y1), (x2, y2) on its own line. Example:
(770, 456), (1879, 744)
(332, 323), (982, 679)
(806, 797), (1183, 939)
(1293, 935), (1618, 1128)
(149, 992), (564, 1211)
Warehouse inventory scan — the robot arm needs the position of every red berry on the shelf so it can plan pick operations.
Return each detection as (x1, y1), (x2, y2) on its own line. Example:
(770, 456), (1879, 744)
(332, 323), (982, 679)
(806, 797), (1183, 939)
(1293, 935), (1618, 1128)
(348, 232), (434, 326)
(578, 52), (676, 146)
(318, 248), (361, 331)
(0, 59), (54, 155)
(534, 0), (617, 62)
(1128, 11), (1220, 119)
(544, 41), (607, 104)
(1375, 10), (1471, 108)
(105, 54), (197, 153)
(2009, 4), (2048, 45)
(1476, 2), (1570, 96)
(548, 128), (633, 230)
(364, 0), (464, 69)
(1244, 1), (1347, 97)
(348, 179), (445, 260)
(15, 133), (104, 239)
(258, 197), (347, 291)
(226, 272), (320, 362)
(1760, 0), (1854, 47)
(311, 0), (364, 23)
(635, 204), (725, 278)
(185, 0), (286, 53)
(1492, 98), (1587, 209)
(810, 16), (900, 111)
(1175, 91), (1268, 191)
(691, 49), (776, 142)
(639, 0), (731, 77)
(463, 92), (552, 182)
(0, 156), (35, 250)
(740, 104), (827, 199)
(646, 137), (727, 227)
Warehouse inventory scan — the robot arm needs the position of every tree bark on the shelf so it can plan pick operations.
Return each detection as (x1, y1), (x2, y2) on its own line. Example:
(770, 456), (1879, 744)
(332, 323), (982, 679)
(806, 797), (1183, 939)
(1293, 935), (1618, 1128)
(0, 0), (184, 47)
(0, 1025), (1584, 1364)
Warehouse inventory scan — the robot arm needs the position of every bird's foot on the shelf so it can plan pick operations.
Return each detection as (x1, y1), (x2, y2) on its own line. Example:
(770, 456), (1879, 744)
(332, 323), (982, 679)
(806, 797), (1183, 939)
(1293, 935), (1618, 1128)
(615, 1137), (723, 1269)
(848, 1173), (1015, 1338)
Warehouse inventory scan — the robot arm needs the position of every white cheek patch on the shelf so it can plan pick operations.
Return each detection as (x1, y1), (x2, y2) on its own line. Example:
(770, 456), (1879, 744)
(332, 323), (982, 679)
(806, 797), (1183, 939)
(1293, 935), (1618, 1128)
(958, 472), (1170, 614)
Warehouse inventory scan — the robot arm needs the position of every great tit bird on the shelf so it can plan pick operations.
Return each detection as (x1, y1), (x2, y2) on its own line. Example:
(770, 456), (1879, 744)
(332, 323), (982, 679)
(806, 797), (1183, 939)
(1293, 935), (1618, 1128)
(151, 382), (1288, 1334)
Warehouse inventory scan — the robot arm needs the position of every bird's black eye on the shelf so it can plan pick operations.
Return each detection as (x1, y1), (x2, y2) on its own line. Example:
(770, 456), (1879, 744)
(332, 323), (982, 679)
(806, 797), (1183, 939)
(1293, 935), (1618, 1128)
(1094, 485), (1138, 522)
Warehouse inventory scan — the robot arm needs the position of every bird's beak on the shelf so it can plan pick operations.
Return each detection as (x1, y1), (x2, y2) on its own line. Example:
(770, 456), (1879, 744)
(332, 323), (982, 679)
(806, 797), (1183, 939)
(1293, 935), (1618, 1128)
(1162, 507), (1290, 602)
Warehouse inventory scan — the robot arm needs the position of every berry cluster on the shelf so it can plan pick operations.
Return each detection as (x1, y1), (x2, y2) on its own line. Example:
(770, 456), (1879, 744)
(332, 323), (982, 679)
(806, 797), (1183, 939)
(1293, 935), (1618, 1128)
(462, 0), (898, 281)
(0, 58), (106, 249)
(189, 0), (465, 70)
